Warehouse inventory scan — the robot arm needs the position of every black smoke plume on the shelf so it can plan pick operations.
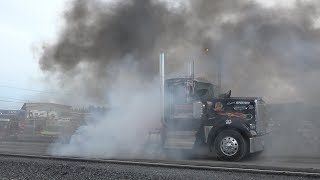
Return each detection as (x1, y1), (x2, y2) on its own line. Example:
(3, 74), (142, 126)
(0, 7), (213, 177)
(42, 0), (320, 157)
(40, 0), (320, 104)
(40, 0), (188, 104)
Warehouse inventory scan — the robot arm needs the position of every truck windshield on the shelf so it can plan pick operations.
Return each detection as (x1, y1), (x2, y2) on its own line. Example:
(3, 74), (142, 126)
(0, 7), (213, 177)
(165, 79), (215, 103)
(165, 80), (188, 104)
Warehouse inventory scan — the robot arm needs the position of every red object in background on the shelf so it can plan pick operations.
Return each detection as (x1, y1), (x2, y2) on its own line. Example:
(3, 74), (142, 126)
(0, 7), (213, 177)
(18, 122), (25, 129)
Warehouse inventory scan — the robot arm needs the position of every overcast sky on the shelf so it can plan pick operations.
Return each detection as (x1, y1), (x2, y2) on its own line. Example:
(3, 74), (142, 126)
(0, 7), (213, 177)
(0, 0), (66, 109)
(0, 0), (293, 110)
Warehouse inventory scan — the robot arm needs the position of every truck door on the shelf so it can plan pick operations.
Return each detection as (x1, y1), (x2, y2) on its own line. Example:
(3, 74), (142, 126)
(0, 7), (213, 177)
(163, 80), (205, 149)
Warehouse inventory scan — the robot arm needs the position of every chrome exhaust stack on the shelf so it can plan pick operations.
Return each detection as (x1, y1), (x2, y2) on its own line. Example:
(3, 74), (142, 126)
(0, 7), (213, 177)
(188, 61), (194, 79)
(142, 53), (165, 156)
(159, 52), (165, 124)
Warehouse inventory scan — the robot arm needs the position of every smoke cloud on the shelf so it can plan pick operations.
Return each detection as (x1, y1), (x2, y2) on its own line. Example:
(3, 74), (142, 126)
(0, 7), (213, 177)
(40, 0), (188, 104)
(40, 0), (320, 104)
(49, 77), (161, 158)
(41, 0), (320, 158)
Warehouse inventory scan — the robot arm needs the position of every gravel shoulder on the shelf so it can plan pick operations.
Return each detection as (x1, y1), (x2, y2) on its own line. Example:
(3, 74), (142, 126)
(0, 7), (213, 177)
(0, 155), (319, 180)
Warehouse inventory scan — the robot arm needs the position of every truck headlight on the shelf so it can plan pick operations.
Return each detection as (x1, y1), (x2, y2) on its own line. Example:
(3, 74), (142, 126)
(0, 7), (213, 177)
(249, 123), (256, 130)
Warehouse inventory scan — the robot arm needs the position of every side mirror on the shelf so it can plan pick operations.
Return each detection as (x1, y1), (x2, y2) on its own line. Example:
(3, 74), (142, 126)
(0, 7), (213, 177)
(226, 90), (231, 98)
(219, 90), (231, 98)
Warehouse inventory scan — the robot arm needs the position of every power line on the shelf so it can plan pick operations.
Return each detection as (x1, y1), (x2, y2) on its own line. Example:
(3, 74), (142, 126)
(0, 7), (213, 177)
(0, 99), (25, 103)
(0, 85), (55, 94)
(0, 97), (30, 102)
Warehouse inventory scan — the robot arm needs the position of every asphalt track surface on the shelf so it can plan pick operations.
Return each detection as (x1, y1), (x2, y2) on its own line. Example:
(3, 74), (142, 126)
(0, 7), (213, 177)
(0, 141), (319, 179)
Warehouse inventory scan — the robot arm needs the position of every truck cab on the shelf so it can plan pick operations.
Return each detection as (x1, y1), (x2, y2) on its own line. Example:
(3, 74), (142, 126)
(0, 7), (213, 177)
(161, 77), (267, 161)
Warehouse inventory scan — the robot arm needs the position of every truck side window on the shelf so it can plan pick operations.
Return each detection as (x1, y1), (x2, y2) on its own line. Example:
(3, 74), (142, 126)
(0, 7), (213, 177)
(197, 89), (208, 98)
(195, 82), (214, 101)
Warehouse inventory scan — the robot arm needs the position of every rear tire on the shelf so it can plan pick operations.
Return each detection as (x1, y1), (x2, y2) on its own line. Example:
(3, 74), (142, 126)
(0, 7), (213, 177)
(213, 130), (248, 161)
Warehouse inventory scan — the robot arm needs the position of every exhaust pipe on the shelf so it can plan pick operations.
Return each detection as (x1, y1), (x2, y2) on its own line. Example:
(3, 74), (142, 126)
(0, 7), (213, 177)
(188, 61), (194, 79)
(143, 52), (165, 154)
(160, 52), (165, 124)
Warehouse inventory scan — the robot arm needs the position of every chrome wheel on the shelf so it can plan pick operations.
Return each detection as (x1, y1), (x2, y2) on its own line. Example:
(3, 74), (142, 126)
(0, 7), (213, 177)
(220, 136), (239, 156)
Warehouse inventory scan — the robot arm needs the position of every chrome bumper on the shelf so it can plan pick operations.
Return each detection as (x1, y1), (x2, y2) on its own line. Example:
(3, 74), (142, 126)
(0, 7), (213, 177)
(249, 135), (265, 153)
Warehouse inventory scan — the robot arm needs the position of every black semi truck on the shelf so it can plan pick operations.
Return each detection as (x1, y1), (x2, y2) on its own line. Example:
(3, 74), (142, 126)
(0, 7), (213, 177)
(147, 53), (268, 161)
